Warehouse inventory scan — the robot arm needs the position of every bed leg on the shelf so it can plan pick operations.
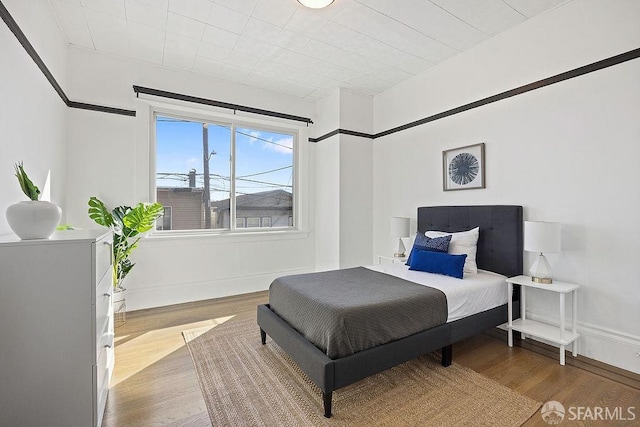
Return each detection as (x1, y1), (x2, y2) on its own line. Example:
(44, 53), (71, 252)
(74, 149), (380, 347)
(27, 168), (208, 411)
(260, 328), (266, 345)
(441, 345), (452, 367)
(322, 392), (332, 418)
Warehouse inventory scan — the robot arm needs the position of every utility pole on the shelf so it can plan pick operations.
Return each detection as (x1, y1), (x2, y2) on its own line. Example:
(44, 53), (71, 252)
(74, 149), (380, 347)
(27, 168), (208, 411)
(203, 123), (211, 229)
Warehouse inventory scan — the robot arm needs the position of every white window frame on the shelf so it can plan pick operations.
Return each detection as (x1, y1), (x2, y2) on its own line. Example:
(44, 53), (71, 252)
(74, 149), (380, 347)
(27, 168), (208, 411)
(147, 103), (302, 237)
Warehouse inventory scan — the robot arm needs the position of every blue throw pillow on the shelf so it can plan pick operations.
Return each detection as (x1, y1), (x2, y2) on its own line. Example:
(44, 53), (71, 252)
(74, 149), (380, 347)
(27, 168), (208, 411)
(406, 233), (452, 265)
(408, 250), (467, 279)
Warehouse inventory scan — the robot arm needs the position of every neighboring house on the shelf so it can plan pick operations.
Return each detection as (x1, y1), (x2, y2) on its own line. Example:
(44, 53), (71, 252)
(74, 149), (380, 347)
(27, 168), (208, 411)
(211, 189), (293, 229)
(156, 187), (204, 230)
(157, 173), (292, 230)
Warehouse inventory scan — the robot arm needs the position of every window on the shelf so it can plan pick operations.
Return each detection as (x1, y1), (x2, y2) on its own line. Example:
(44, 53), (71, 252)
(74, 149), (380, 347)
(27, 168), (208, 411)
(246, 217), (260, 228)
(155, 113), (296, 232)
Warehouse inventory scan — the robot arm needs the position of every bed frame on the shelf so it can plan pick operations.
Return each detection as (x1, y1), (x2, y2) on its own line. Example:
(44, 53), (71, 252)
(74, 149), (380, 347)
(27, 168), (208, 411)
(257, 205), (523, 417)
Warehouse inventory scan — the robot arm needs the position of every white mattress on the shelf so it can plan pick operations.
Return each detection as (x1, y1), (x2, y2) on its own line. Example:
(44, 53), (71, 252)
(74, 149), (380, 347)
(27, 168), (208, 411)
(365, 263), (508, 322)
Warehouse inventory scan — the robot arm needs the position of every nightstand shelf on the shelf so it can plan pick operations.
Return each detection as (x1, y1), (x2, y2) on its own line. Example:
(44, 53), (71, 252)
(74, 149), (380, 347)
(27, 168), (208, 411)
(510, 319), (579, 345)
(506, 275), (580, 365)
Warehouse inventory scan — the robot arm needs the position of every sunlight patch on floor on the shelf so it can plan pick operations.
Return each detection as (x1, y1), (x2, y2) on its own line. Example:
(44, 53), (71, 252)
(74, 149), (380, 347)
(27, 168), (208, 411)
(111, 315), (235, 387)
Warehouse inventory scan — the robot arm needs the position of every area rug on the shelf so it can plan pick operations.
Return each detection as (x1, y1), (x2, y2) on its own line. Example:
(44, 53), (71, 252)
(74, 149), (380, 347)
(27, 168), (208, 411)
(183, 318), (540, 426)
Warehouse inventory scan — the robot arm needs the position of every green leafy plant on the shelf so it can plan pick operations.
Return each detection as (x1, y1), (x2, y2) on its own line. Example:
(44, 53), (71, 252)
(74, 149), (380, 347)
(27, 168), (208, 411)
(14, 162), (41, 201)
(88, 196), (164, 289)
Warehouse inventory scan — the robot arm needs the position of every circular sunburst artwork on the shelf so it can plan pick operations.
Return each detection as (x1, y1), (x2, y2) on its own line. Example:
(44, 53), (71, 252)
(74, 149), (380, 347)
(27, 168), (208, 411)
(448, 152), (479, 185)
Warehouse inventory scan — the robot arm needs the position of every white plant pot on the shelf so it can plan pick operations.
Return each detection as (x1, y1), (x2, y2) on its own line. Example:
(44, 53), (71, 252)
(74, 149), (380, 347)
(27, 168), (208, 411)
(6, 200), (62, 240)
(113, 286), (127, 327)
(113, 286), (127, 304)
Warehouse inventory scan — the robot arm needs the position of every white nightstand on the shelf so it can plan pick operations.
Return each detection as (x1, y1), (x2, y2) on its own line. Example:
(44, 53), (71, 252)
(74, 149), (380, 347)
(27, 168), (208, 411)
(506, 275), (580, 365)
(377, 255), (407, 264)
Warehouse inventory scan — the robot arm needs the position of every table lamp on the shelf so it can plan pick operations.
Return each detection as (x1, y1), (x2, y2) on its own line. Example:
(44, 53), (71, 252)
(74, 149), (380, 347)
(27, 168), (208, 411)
(390, 217), (410, 257)
(524, 221), (561, 284)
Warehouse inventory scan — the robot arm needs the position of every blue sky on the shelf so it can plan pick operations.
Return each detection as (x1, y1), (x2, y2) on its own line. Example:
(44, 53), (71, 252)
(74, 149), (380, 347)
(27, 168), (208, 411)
(156, 116), (293, 201)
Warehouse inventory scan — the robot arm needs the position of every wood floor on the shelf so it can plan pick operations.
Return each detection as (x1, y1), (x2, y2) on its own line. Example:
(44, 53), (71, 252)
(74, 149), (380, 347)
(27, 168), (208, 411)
(103, 291), (640, 426)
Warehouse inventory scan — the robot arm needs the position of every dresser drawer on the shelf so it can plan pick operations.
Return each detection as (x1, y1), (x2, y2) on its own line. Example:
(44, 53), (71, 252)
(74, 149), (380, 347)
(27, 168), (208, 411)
(96, 367), (110, 427)
(95, 272), (112, 337)
(96, 326), (114, 364)
(96, 237), (112, 285)
(96, 344), (113, 399)
(95, 341), (113, 427)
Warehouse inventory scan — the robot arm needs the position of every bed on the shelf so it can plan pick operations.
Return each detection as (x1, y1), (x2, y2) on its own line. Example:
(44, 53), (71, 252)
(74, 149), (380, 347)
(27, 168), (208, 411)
(257, 205), (523, 417)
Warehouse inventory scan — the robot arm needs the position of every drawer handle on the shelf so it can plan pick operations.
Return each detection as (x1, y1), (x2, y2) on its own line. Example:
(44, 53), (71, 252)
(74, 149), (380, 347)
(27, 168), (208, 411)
(104, 241), (113, 265)
(104, 344), (112, 349)
(103, 292), (112, 298)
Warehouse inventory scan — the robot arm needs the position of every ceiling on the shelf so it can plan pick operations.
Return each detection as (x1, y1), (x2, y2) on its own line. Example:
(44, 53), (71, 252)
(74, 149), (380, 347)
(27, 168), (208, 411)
(48, 0), (569, 101)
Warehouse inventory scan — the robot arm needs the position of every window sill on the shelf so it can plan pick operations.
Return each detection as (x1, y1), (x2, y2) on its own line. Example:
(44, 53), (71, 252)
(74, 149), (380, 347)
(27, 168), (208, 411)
(145, 228), (310, 244)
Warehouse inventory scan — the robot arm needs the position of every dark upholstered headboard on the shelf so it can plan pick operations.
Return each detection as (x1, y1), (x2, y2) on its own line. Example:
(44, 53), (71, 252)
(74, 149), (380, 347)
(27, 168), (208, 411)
(417, 205), (523, 278)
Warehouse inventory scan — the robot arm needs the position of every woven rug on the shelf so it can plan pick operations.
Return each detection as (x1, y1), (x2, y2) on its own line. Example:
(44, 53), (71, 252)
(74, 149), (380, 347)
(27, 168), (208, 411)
(183, 318), (540, 426)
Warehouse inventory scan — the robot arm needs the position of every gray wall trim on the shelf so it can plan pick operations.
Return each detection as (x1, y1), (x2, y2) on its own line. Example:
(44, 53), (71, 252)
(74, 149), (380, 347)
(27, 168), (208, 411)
(309, 47), (640, 143)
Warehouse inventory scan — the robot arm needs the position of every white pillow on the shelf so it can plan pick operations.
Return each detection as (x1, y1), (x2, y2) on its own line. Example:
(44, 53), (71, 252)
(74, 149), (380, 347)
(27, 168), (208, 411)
(425, 227), (479, 274)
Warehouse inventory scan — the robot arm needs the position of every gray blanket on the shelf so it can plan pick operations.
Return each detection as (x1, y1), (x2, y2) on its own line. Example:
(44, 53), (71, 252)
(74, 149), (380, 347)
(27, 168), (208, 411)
(269, 267), (448, 359)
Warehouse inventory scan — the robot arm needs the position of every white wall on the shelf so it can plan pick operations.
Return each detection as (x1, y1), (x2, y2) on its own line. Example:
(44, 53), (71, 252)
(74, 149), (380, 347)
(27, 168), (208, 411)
(64, 47), (318, 310)
(338, 90), (373, 268)
(313, 88), (373, 270)
(313, 89), (341, 271)
(372, 0), (640, 373)
(0, 0), (68, 235)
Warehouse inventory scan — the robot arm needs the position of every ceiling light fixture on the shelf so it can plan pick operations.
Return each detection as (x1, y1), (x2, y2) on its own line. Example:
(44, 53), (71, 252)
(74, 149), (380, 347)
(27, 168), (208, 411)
(297, 0), (334, 9)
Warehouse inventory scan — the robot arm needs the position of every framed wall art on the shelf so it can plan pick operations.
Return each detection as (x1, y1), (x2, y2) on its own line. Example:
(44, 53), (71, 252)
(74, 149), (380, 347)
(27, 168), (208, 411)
(442, 143), (485, 191)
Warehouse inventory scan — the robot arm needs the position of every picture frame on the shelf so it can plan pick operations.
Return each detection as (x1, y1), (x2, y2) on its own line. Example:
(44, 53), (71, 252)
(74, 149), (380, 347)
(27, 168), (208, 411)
(442, 143), (485, 191)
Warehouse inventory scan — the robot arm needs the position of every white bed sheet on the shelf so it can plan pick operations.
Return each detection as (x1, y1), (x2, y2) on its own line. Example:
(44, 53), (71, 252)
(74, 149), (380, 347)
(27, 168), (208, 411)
(365, 263), (508, 322)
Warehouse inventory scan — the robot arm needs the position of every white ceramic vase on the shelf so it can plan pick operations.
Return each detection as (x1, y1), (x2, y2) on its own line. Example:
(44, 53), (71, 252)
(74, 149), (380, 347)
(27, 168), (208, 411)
(6, 200), (62, 240)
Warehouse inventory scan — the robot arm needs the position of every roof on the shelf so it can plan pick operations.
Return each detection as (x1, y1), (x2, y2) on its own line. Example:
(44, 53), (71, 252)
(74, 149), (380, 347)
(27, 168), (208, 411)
(211, 189), (292, 211)
(157, 187), (204, 193)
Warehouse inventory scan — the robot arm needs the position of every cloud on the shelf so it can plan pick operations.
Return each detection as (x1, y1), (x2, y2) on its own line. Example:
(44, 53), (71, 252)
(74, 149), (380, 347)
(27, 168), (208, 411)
(186, 157), (199, 167)
(264, 136), (293, 154)
(238, 129), (294, 154)
(247, 130), (260, 145)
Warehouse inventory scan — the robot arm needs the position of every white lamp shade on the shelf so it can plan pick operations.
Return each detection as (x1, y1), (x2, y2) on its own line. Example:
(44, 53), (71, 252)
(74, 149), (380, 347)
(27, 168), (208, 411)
(297, 0), (334, 8)
(390, 217), (410, 238)
(524, 221), (561, 253)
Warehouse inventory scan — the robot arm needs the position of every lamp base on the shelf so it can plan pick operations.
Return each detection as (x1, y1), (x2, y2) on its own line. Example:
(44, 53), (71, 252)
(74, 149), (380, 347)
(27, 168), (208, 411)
(394, 238), (406, 258)
(529, 253), (553, 284)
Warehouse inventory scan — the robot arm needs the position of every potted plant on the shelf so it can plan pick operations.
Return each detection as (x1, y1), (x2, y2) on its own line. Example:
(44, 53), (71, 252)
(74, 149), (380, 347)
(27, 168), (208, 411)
(87, 197), (163, 293)
(6, 162), (62, 239)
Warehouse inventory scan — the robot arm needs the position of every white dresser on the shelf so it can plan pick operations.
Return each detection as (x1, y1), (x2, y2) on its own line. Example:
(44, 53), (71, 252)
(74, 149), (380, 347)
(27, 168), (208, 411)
(0, 229), (114, 427)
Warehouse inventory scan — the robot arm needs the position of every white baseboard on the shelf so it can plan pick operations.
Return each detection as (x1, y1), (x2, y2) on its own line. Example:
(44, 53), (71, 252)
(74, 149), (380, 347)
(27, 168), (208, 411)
(125, 267), (314, 311)
(507, 312), (640, 374)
